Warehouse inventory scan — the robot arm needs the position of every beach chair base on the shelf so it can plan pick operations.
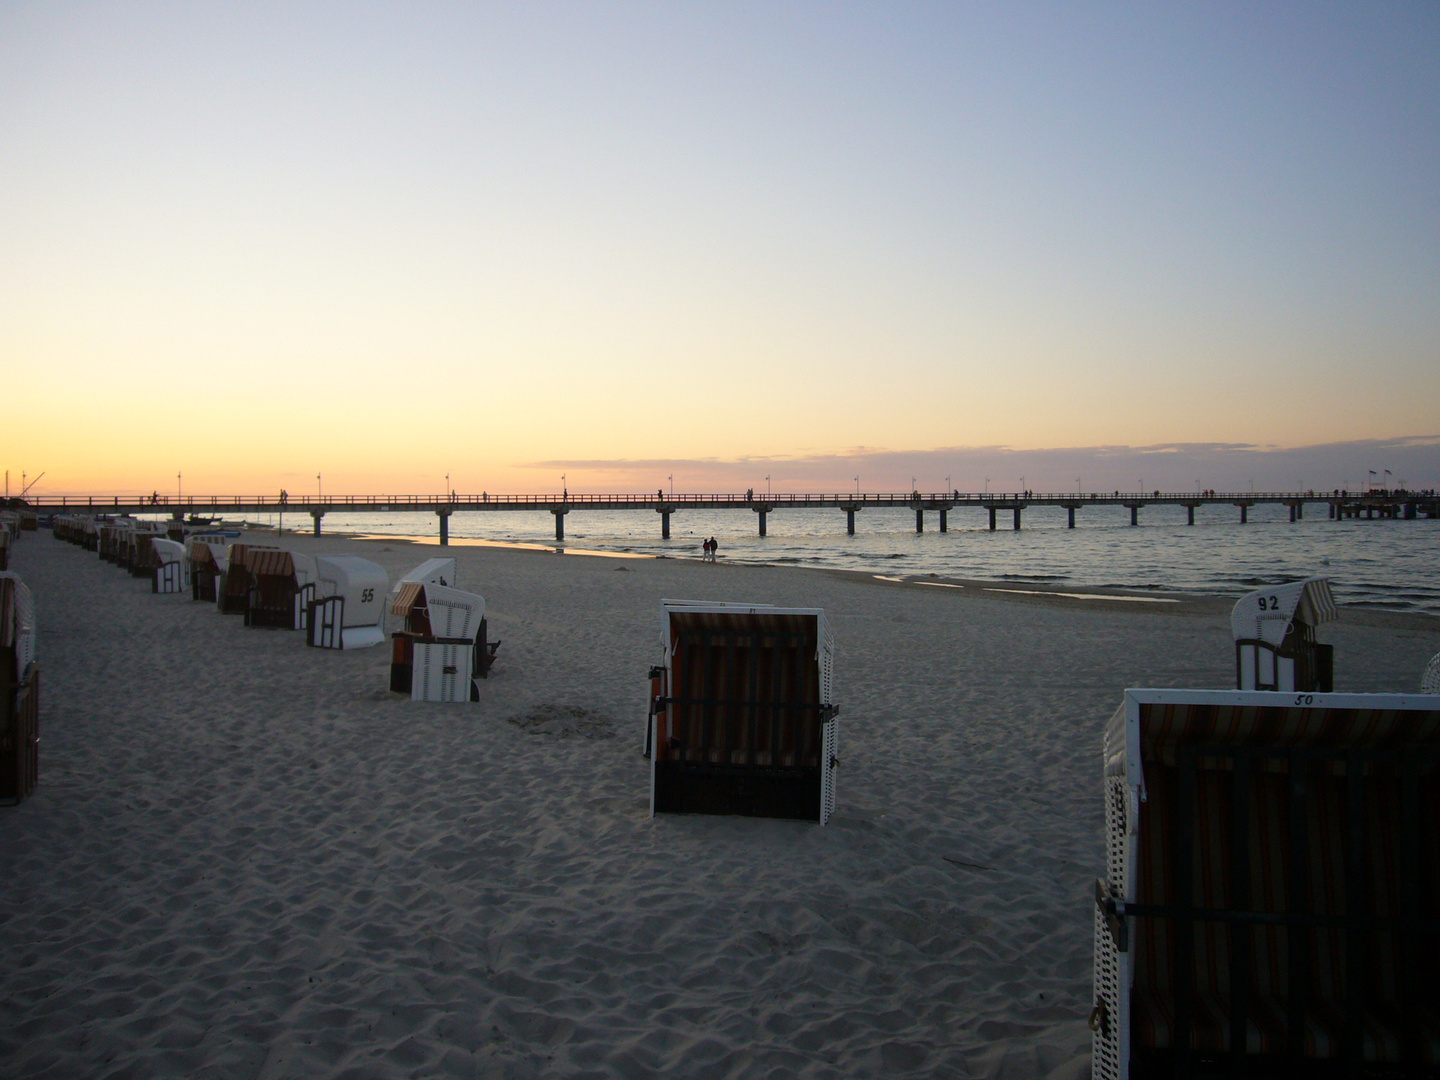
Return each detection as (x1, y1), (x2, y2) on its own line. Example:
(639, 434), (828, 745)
(651, 718), (840, 824)
(0, 663), (39, 805)
(308, 595), (344, 648)
(244, 586), (313, 630)
(153, 562), (187, 594)
(411, 641), (476, 702)
(653, 761), (824, 821)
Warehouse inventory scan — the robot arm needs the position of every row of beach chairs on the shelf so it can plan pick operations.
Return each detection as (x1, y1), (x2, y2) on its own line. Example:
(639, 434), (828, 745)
(50, 519), (500, 701)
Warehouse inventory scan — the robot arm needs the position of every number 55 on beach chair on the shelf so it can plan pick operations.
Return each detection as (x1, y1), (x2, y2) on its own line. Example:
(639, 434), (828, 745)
(645, 601), (840, 824)
(1091, 689), (1440, 1079)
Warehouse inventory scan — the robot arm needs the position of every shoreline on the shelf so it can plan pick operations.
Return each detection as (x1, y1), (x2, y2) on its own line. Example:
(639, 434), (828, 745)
(254, 523), (1440, 630)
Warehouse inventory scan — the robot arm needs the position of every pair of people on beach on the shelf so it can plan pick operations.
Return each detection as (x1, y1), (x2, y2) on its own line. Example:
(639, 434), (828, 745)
(702, 536), (718, 563)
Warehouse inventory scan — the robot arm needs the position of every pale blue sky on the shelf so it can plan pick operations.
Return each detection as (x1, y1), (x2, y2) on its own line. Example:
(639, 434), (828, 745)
(2, 3), (1437, 493)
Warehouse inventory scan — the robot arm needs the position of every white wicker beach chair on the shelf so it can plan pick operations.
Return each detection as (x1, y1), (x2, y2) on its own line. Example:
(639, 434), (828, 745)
(1231, 578), (1338, 692)
(307, 556), (388, 650)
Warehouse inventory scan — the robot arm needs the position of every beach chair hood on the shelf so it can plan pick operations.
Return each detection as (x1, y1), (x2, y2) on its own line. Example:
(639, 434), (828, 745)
(1229, 576), (1338, 647)
(392, 557), (458, 593)
(151, 539), (186, 566)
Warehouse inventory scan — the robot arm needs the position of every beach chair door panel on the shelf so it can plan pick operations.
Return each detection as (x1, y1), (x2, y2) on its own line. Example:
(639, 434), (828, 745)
(411, 642), (473, 703)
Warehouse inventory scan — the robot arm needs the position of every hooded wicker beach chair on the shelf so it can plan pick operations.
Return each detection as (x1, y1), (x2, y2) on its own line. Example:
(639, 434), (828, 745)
(1232, 578), (1338, 693)
(244, 549), (317, 629)
(645, 600), (839, 824)
(128, 525), (166, 579)
(217, 544), (278, 614)
(1091, 688), (1440, 1079)
(0, 572), (39, 805)
(388, 582), (498, 701)
(150, 538), (188, 594)
(307, 555), (388, 650)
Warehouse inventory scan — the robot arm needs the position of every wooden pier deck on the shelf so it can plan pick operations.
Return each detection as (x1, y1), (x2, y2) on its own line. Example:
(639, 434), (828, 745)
(26, 490), (1440, 544)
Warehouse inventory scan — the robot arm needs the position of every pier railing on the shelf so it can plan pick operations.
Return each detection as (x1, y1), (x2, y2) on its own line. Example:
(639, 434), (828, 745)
(17, 489), (1436, 510)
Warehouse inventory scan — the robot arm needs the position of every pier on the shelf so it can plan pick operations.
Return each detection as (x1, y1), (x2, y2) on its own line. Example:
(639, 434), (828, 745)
(26, 490), (1440, 545)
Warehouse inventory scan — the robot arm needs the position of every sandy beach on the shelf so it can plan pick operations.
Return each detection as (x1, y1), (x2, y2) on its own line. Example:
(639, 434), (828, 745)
(2, 530), (1436, 1079)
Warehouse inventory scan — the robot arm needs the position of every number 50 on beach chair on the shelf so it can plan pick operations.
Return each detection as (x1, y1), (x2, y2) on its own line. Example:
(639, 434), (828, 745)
(645, 601), (840, 825)
(1091, 689), (1440, 1079)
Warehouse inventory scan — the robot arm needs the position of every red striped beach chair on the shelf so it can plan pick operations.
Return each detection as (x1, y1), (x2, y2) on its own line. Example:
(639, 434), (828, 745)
(646, 601), (839, 824)
(1092, 689), (1440, 1079)
(244, 550), (317, 629)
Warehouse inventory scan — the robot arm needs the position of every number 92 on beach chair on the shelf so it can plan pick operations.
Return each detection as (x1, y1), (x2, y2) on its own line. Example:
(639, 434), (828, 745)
(645, 601), (840, 825)
(1091, 688), (1440, 1079)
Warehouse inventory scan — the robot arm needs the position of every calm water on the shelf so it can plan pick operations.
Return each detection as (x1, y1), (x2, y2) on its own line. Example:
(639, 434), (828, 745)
(187, 502), (1439, 614)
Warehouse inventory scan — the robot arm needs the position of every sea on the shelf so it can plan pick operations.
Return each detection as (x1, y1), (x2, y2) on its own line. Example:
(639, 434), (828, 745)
(165, 500), (1440, 616)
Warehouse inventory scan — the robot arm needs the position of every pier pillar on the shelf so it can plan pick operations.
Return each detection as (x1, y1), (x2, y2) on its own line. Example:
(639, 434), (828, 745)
(939, 507), (948, 532)
(915, 509), (924, 533)
(1405, 502), (1417, 520)
(1131, 506), (1138, 526)
(435, 508), (451, 545)
(1182, 502), (1199, 525)
(1068, 507), (1075, 528)
(1236, 502), (1251, 524)
(311, 510), (325, 537)
(1013, 507), (1022, 531)
(657, 509), (671, 539)
(1287, 503), (1297, 523)
(846, 510), (855, 535)
(752, 505), (772, 537)
(552, 508), (567, 541)
(988, 507), (996, 531)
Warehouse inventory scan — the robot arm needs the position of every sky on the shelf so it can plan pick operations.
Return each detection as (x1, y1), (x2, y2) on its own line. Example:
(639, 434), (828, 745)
(2, 2), (1438, 497)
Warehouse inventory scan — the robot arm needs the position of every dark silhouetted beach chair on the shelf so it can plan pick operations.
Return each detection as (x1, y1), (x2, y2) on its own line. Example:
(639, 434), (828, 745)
(1092, 688), (1440, 1079)
(0, 572), (39, 805)
(646, 601), (839, 824)
(217, 544), (278, 615)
